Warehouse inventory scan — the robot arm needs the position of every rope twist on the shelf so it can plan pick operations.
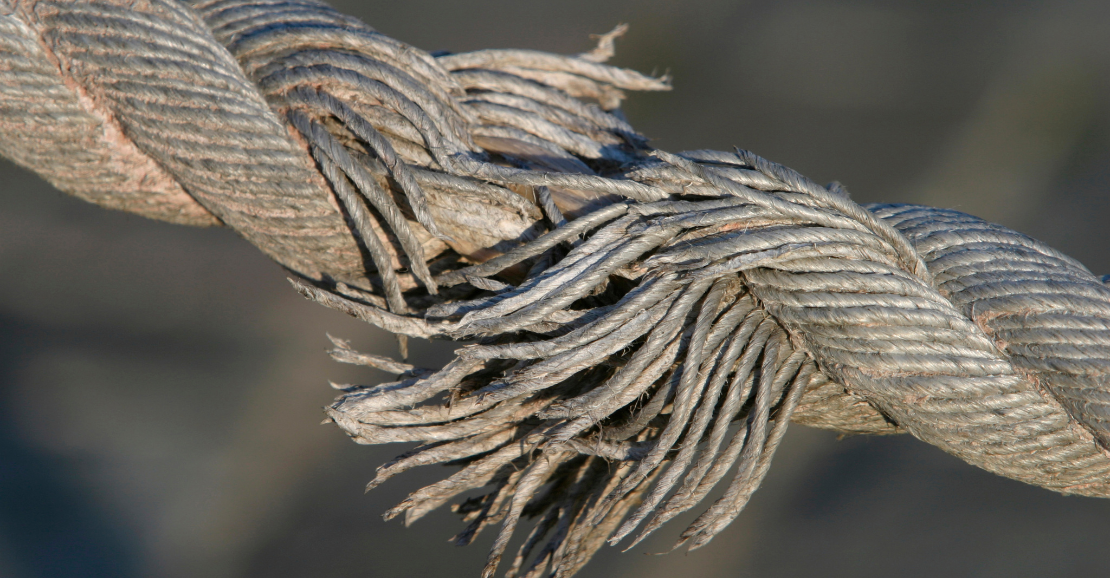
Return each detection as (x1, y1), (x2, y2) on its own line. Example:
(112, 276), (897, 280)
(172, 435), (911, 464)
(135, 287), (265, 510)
(4, 1), (1110, 576)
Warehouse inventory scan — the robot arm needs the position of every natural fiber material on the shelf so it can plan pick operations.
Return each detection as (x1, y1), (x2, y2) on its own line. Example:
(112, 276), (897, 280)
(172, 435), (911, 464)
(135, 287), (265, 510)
(4, 1), (1110, 576)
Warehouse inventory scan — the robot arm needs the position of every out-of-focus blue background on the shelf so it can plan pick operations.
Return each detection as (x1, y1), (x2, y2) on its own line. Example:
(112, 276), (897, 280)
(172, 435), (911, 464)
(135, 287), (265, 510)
(3, 1), (1110, 576)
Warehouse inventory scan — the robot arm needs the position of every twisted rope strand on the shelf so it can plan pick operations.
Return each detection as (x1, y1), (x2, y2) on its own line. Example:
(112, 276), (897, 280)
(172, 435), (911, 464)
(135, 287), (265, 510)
(5, 1), (1110, 576)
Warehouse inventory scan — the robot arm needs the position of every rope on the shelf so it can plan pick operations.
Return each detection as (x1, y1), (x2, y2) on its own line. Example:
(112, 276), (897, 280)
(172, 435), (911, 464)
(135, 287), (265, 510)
(4, 1), (1110, 576)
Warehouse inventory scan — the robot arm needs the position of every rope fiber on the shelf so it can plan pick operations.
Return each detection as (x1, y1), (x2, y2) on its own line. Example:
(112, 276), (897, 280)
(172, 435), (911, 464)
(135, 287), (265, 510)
(4, 1), (1110, 576)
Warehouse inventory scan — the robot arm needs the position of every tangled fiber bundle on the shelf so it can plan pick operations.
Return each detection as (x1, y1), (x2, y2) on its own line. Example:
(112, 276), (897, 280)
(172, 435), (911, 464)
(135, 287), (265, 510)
(4, 0), (1110, 576)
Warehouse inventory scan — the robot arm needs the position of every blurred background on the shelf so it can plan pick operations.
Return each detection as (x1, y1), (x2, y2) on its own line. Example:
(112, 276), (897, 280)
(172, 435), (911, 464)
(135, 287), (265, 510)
(3, 0), (1110, 576)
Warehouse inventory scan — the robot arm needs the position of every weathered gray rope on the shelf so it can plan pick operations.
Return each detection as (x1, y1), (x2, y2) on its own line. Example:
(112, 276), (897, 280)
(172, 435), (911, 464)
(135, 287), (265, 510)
(4, 1), (1110, 577)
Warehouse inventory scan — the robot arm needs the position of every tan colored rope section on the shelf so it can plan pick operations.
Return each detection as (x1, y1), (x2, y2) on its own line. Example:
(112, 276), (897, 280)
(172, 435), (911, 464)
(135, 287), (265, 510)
(3, 1), (1110, 576)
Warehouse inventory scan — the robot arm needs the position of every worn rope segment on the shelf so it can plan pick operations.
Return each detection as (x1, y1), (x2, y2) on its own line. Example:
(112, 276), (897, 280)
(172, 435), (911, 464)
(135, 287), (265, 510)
(4, 0), (1110, 576)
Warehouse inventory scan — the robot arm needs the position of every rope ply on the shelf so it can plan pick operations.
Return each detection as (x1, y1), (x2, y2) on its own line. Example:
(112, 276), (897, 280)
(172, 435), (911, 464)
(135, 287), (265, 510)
(3, 1), (1110, 576)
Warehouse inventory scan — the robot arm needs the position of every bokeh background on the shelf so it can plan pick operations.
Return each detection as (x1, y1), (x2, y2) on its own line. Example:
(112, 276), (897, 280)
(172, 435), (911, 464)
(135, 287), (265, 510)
(4, 1), (1110, 577)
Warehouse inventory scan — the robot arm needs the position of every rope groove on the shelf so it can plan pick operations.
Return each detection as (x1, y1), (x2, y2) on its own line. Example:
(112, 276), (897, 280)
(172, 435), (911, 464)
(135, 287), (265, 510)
(3, 1), (1110, 576)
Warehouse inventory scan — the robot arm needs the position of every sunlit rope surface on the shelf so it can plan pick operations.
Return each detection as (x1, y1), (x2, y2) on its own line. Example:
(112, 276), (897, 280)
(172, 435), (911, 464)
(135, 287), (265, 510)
(3, 1), (1110, 577)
